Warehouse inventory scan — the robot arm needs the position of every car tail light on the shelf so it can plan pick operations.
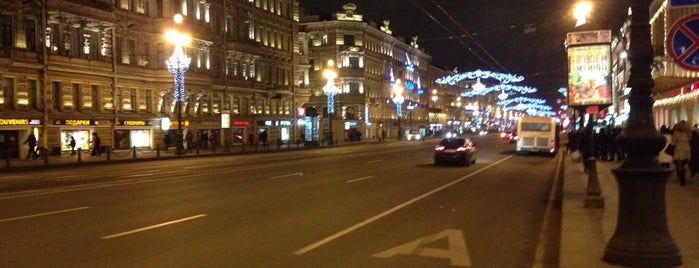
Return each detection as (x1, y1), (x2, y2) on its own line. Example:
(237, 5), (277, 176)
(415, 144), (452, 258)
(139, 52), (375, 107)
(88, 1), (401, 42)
(435, 145), (445, 151)
(457, 146), (468, 152)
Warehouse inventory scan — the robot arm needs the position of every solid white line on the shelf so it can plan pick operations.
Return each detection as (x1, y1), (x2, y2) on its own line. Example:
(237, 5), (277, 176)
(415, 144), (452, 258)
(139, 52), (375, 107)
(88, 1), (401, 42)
(0, 207), (90, 223)
(101, 214), (207, 239)
(346, 176), (374, 183)
(293, 155), (514, 255)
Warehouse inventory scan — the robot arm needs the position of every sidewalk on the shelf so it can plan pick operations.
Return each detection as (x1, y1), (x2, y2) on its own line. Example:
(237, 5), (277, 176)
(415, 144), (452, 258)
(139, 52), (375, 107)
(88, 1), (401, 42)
(560, 157), (699, 267)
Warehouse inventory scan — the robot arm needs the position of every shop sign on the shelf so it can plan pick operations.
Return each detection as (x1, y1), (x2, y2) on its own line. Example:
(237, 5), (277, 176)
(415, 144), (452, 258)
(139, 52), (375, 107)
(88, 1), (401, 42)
(257, 120), (292, 127)
(55, 119), (97, 126)
(119, 120), (152, 126)
(566, 30), (611, 46)
(0, 118), (42, 125)
(169, 120), (189, 127)
(232, 121), (250, 126)
(221, 113), (230, 129)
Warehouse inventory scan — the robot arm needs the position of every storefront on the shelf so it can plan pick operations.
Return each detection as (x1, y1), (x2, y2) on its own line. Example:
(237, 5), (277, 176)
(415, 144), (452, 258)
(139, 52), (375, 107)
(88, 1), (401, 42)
(115, 119), (157, 149)
(54, 119), (99, 154)
(0, 118), (42, 158)
(256, 119), (292, 145)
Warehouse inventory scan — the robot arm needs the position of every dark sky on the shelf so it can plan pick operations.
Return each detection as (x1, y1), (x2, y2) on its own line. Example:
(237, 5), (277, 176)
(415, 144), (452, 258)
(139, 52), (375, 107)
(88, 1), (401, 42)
(299, 0), (630, 105)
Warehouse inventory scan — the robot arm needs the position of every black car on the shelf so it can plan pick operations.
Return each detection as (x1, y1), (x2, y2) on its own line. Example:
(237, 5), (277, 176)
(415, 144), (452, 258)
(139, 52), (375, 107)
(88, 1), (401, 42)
(434, 137), (477, 166)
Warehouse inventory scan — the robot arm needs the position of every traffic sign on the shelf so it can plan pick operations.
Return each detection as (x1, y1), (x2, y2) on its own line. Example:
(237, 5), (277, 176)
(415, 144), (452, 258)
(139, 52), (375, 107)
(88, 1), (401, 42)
(666, 13), (699, 71)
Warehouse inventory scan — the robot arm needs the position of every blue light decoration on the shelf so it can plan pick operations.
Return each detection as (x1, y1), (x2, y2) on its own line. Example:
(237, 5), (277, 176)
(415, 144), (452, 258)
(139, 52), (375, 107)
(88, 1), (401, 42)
(166, 41), (191, 102)
(435, 70), (525, 85)
(324, 83), (337, 113)
(417, 89), (425, 94)
(497, 96), (547, 106)
(404, 80), (416, 90)
(460, 84), (538, 97)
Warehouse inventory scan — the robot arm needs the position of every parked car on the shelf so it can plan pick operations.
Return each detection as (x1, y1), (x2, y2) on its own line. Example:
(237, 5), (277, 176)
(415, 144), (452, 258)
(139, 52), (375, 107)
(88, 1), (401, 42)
(406, 131), (424, 141)
(434, 137), (477, 166)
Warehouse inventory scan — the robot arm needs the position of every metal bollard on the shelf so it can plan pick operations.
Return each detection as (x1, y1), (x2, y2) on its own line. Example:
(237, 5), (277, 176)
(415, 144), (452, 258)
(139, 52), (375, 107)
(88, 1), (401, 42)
(106, 147), (111, 161)
(156, 144), (160, 158)
(132, 146), (137, 158)
(77, 148), (82, 163)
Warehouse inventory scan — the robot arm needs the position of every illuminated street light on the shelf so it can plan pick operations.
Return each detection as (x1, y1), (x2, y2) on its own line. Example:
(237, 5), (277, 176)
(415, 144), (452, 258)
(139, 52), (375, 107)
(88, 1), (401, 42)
(393, 79), (405, 140)
(322, 59), (338, 146)
(165, 14), (191, 155)
(574, 2), (591, 27)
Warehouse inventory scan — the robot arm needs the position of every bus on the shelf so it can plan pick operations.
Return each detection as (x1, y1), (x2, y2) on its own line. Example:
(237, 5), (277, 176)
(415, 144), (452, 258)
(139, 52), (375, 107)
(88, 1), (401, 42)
(515, 116), (558, 155)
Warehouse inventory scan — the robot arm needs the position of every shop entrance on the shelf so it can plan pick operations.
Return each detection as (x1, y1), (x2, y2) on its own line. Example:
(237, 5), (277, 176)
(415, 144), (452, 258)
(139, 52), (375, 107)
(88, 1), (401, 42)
(0, 130), (19, 158)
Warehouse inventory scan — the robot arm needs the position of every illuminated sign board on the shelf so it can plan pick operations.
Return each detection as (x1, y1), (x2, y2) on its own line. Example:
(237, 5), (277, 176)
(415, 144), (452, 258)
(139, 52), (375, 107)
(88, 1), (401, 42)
(567, 44), (612, 107)
(232, 121), (249, 126)
(221, 113), (230, 129)
(54, 119), (97, 126)
(0, 118), (42, 125)
(118, 120), (152, 126)
(169, 120), (189, 127)
(257, 120), (292, 127)
(566, 30), (612, 46)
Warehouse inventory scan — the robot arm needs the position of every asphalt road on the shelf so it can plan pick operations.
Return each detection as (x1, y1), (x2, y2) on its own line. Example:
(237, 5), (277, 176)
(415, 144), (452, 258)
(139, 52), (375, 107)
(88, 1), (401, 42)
(0, 134), (559, 268)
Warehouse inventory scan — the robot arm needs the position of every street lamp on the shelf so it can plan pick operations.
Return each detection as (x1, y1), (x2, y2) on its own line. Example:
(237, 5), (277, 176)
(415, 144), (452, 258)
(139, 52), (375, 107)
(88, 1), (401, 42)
(603, 0), (681, 266)
(322, 59), (338, 146)
(392, 79), (404, 140)
(165, 14), (191, 155)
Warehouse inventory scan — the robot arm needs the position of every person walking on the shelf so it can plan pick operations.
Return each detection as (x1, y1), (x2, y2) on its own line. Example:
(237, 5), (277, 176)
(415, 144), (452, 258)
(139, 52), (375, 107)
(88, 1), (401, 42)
(90, 133), (101, 156)
(69, 136), (77, 156)
(690, 124), (699, 178)
(23, 133), (38, 160)
(672, 120), (691, 186)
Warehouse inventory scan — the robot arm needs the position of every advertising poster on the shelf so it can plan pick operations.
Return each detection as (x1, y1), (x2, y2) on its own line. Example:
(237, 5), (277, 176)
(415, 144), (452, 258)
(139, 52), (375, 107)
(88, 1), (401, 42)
(567, 44), (612, 107)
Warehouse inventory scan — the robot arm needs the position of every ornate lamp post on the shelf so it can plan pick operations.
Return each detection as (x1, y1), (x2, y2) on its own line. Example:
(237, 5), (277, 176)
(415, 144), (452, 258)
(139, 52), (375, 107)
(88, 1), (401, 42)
(393, 79), (405, 140)
(603, 0), (682, 266)
(165, 14), (191, 155)
(322, 59), (338, 146)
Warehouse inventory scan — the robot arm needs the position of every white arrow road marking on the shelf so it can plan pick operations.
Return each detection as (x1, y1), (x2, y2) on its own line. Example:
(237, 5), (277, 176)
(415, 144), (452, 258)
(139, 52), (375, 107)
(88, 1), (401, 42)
(269, 172), (304, 179)
(372, 229), (472, 267)
(346, 176), (374, 183)
(101, 214), (207, 239)
(0, 207), (90, 223)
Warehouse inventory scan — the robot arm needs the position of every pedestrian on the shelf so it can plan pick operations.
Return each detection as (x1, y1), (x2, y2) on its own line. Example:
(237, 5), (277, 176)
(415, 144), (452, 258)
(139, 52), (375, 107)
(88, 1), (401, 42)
(672, 120), (691, 186)
(689, 124), (699, 178)
(248, 133), (254, 146)
(185, 130), (193, 153)
(23, 133), (38, 160)
(69, 136), (77, 156)
(90, 132), (101, 156)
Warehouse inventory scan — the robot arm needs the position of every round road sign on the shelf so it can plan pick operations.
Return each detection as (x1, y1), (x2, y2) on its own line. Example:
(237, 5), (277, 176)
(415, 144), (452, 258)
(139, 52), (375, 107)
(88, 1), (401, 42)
(666, 13), (699, 71)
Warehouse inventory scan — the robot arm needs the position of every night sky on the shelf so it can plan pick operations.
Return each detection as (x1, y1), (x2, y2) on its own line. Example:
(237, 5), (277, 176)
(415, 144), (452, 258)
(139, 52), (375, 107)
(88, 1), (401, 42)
(299, 0), (630, 105)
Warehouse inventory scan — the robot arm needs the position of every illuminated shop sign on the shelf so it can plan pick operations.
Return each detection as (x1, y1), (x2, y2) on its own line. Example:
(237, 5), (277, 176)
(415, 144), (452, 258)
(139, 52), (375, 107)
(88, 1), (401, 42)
(169, 120), (190, 127)
(54, 119), (97, 126)
(118, 120), (152, 126)
(257, 120), (292, 127)
(232, 121), (249, 126)
(0, 118), (42, 125)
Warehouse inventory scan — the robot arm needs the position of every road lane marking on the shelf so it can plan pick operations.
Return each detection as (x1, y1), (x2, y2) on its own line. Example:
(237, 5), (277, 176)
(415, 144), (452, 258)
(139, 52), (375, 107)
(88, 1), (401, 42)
(293, 155), (513, 255)
(269, 172), (303, 179)
(101, 214), (207, 239)
(372, 229), (472, 267)
(367, 159), (383, 164)
(0, 207), (90, 223)
(346, 176), (374, 183)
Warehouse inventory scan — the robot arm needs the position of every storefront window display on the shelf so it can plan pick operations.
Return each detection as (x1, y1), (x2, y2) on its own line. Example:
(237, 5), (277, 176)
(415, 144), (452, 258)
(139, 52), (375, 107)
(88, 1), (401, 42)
(114, 129), (152, 149)
(61, 130), (90, 151)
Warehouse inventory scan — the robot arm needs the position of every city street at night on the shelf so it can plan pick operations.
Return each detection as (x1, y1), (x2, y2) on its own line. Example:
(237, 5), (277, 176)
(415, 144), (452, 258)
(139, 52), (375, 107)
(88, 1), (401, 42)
(0, 135), (559, 267)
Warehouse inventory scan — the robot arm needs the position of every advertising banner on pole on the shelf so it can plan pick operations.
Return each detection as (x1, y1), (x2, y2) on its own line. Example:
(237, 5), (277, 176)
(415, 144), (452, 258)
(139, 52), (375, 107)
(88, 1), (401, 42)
(567, 44), (612, 107)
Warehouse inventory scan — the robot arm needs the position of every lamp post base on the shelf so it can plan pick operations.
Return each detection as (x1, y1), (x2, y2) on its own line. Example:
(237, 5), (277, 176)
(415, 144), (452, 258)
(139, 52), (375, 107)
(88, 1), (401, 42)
(603, 167), (681, 267)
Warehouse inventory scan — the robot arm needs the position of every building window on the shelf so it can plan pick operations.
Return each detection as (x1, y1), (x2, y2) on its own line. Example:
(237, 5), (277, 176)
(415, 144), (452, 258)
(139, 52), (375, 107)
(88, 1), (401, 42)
(344, 34), (355, 46)
(25, 19), (37, 51)
(0, 14), (12, 54)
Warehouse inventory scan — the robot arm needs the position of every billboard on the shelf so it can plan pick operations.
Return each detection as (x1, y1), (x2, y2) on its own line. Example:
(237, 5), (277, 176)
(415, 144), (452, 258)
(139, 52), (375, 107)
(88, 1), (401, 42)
(567, 44), (612, 107)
